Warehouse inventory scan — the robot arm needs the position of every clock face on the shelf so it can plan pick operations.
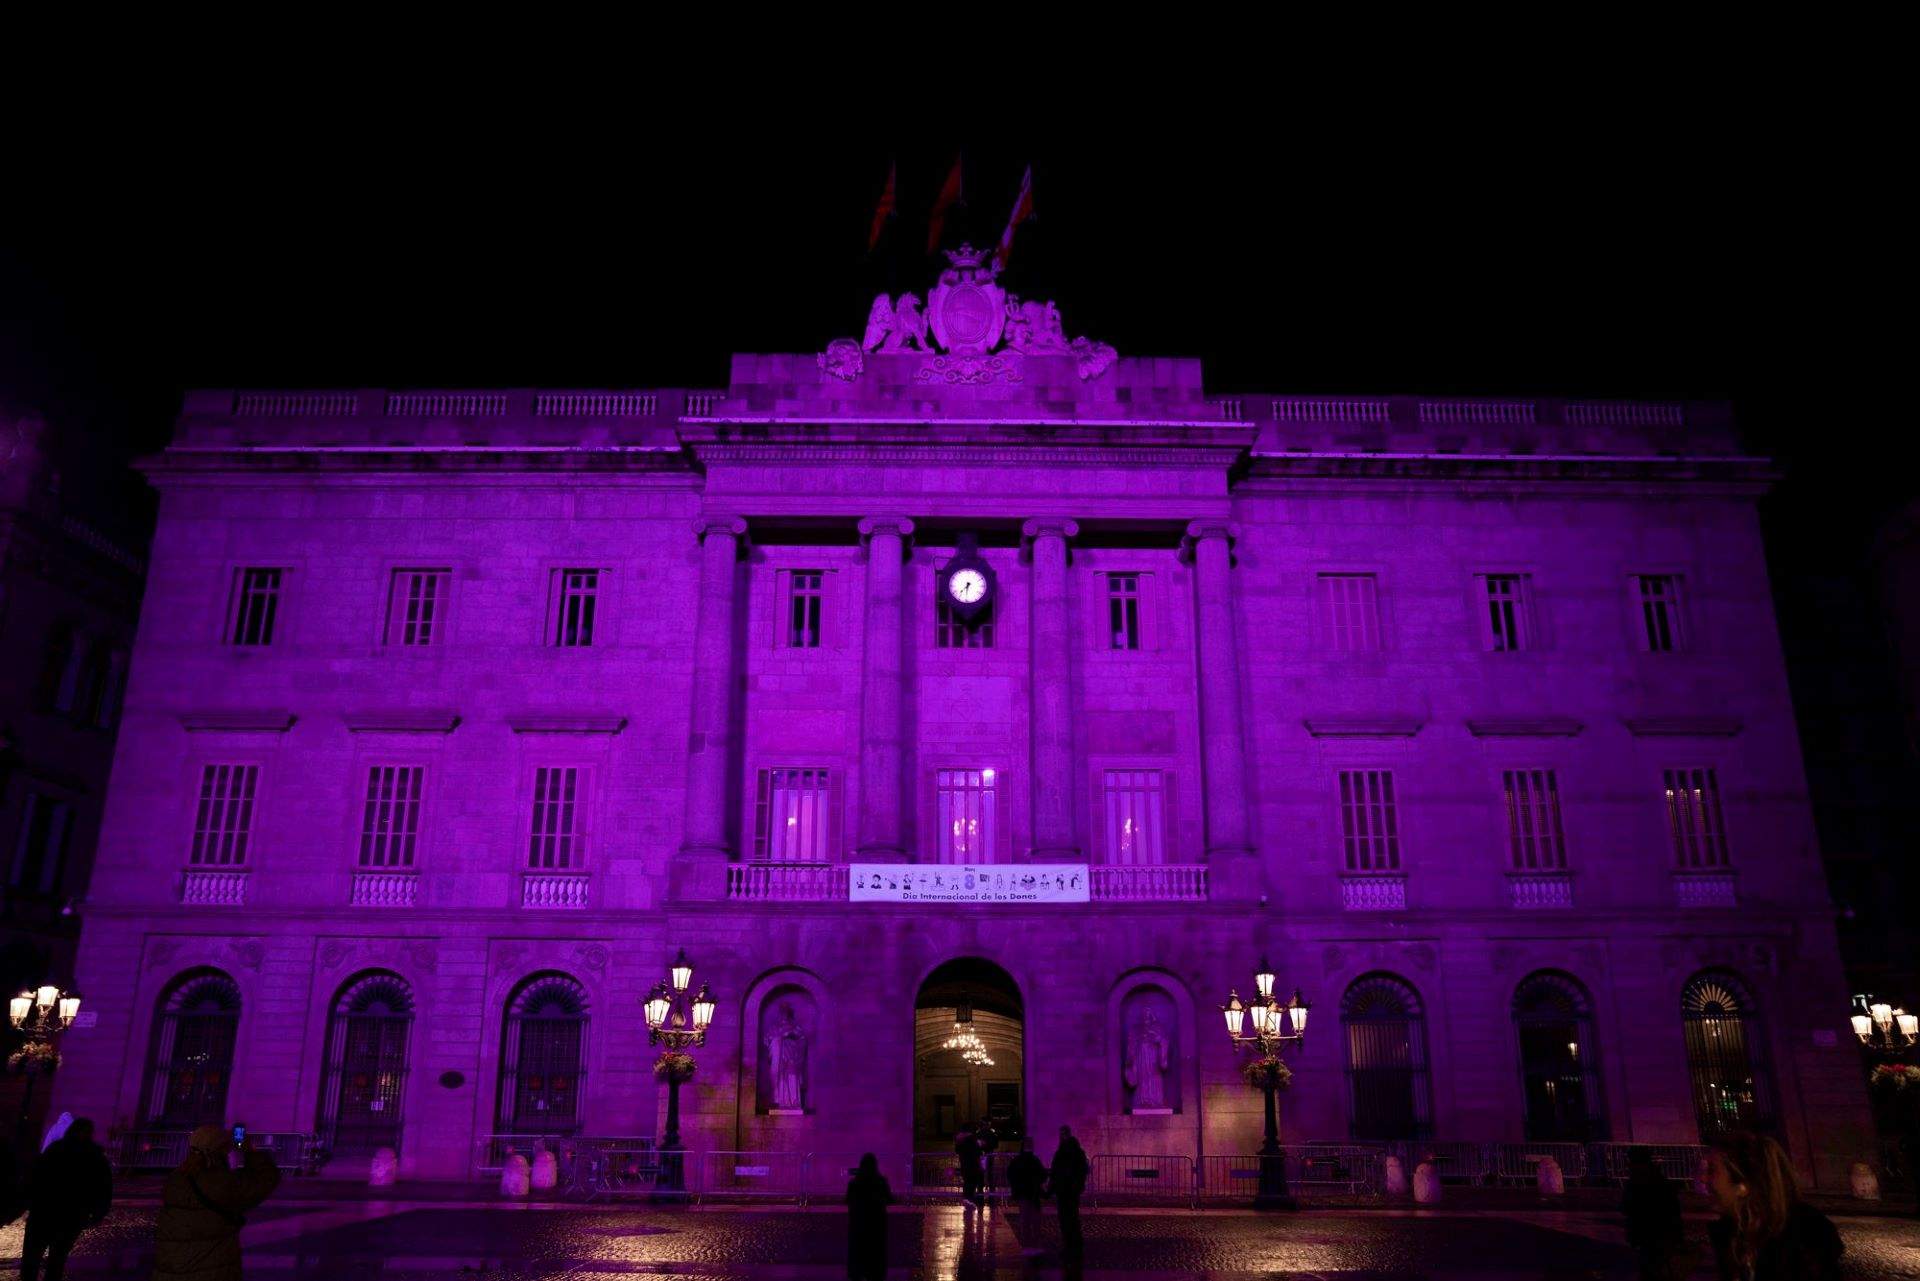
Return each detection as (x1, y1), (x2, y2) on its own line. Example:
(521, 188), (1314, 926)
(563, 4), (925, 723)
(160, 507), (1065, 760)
(947, 568), (988, 605)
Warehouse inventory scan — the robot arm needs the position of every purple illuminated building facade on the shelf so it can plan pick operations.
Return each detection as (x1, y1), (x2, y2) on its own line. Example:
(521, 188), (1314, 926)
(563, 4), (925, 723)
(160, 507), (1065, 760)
(52, 258), (1873, 1185)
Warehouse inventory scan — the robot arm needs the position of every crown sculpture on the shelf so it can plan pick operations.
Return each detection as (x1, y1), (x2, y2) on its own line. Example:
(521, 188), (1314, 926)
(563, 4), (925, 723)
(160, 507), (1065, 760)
(820, 244), (1118, 386)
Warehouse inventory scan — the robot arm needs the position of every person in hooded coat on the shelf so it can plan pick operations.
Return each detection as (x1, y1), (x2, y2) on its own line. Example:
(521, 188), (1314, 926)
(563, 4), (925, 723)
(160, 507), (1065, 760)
(20, 1116), (112, 1281)
(1620, 1146), (1686, 1281)
(152, 1124), (281, 1281)
(845, 1152), (893, 1281)
(1047, 1125), (1091, 1260)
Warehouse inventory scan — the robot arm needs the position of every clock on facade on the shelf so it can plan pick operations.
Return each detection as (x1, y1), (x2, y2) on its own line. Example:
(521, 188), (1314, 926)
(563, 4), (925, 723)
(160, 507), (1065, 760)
(939, 534), (995, 621)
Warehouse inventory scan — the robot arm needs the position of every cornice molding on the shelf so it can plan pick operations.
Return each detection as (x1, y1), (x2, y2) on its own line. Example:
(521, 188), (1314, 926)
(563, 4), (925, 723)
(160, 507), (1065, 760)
(343, 711), (461, 734)
(178, 710), (297, 733)
(1303, 716), (1426, 738)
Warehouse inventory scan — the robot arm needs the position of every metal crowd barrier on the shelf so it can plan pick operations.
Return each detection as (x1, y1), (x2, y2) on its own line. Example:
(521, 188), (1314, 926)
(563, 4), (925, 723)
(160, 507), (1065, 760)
(111, 1129), (314, 1174)
(1086, 1153), (1195, 1205)
(1592, 1142), (1708, 1185)
(806, 1151), (916, 1204)
(1485, 1141), (1590, 1183)
(693, 1149), (809, 1202)
(1195, 1148), (1384, 1203)
(477, 1133), (657, 1176)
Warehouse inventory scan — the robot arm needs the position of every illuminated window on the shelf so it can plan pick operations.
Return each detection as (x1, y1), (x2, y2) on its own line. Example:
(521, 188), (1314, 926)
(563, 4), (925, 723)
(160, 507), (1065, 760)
(1664, 768), (1728, 868)
(1503, 769), (1566, 870)
(386, 569), (450, 646)
(1317, 574), (1380, 652)
(1338, 769), (1399, 871)
(936, 768), (996, 863)
(1102, 770), (1164, 865)
(753, 768), (831, 862)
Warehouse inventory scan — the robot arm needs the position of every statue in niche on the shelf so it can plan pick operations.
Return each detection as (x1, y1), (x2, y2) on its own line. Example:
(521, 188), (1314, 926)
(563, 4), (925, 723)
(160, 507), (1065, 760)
(1124, 1008), (1170, 1110)
(766, 1005), (809, 1111)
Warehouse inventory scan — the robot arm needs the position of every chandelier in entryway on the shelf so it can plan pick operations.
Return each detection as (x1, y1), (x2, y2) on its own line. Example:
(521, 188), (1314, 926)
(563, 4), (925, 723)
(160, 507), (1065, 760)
(942, 1005), (995, 1067)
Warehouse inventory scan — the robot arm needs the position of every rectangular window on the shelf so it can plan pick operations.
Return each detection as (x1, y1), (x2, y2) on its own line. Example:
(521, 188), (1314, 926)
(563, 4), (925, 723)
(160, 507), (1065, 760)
(386, 569), (450, 646)
(9, 792), (73, 894)
(528, 767), (584, 869)
(787, 570), (824, 648)
(1637, 575), (1685, 652)
(1338, 769), (1400, 871)
(550, 570), (599, 647)
(936, 593), (994, 648)
(753, 768), (831, 862)
(190, 764), (259, 866)
(1503, 769), (1566, 870)
(1103, 769), (1165, 865)
(1107, 573), (1142, 650)
(1479, 574), (1532, 652)
(358, 765), (424, 868)
(936, 768), (996, 863)
(1664, 768), (1729, 868)
(227, 568), (283, 646)
(1318, 574), (1381, 652)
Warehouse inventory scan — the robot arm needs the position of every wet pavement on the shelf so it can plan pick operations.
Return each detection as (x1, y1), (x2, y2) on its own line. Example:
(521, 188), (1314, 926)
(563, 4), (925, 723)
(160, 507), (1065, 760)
(1, 1198), (1916, 1278)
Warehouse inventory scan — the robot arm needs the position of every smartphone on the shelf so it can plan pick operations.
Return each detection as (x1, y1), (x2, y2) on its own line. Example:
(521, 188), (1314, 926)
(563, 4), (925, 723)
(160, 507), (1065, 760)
(232, 1124), (246, 1147)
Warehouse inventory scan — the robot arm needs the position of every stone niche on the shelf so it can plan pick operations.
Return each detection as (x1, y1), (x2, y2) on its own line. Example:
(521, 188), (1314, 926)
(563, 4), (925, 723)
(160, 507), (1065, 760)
(755, 986), (818, 1116)
(1118, 985), (1181, 1114)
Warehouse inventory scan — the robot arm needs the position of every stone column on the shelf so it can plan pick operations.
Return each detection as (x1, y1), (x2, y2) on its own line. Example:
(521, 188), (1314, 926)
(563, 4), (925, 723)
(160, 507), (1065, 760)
(1023, 517), (1080, 860)
(856, 516), (914, 861)
(679, 515), (748, 863)
(1185, 520), (1253, 863)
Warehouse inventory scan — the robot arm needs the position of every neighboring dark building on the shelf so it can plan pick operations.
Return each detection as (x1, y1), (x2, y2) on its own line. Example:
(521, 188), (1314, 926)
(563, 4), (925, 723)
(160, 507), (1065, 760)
(0, 406), (146, 1138)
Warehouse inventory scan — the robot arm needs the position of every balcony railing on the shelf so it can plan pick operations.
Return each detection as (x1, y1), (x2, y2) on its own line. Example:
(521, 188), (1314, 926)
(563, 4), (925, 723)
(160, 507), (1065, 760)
(180, 869), (249, 906)
(1340, 873), (1407, 912)
(351, 870), (420, 908)
(1673, 869), (1736, 908)
(1506, 871), (1573, 909)
(523, 872), (590, 909)
(1090, 865), (1208, 901)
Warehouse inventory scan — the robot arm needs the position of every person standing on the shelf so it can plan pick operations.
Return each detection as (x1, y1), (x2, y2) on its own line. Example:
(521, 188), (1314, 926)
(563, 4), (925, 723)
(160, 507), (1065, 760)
(1047, 1125), (1091, 1261)
(19, 1117), (111, 1281)
(1703, 1131), (1842, 1280)
(845, 1153), (893, 1281)
(152, 1124), (281, 1281)
(1005, 1137), (1047, 1255)
(1620, 1147), (1685, 1281)
(954, 1127), (984, 1207)
(975, 1119), (999, 1198)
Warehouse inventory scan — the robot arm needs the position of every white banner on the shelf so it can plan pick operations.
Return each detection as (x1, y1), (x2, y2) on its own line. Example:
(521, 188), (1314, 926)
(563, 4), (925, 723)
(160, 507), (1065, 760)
(848, 864), (1090, 903)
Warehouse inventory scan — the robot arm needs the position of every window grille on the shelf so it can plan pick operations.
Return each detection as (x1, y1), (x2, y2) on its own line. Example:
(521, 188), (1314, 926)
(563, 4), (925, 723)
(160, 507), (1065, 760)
(1341, 974), (1432, 1140)
(1681, 972), (1775, 1139)
(141, 970), (241, 1128)
(1513, 972), (1603, 1141)
(497, 974), (588, 1135)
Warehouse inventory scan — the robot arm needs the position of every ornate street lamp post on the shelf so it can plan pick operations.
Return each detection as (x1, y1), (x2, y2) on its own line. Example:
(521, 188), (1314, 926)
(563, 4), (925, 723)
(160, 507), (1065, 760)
(1849, 993), (1920, 1189)
(7, 985), (82, 1133)
(1222, 958), (1309, 1211)
(1850, 994), (1919, 1055)
(644, 949), (716, 1193)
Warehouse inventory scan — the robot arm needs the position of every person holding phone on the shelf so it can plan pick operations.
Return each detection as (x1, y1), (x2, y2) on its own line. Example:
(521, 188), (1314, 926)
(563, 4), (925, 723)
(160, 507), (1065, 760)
(152, 1123), (281, 1281)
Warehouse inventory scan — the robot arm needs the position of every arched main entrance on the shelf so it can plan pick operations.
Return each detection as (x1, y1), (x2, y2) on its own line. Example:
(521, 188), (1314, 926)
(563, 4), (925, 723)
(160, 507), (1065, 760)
(914, 958), (1024, 1151)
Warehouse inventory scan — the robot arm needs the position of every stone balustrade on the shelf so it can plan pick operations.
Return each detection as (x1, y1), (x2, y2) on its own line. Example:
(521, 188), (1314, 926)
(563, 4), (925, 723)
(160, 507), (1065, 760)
(1506, 871), (1573, 909)
(726, 863), (851, 902)
(180, 870), (249, 906)
(522, 873), (590, 909)
(1673, 870), (1737, 908)
(1089, 865), (1208, 902)
(351, 870), (420, 908)
(1341, 873), (1407, 912)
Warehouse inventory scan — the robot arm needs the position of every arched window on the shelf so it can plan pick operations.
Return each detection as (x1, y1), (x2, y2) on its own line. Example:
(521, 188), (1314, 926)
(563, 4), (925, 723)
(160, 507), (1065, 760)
(497, 973), (588, 1135)
(1342, 973), (1432, 1139)
(142, 969), (241, 1128)
(1682, 970), (1775, 1140)
(318, 971), (415, 1156)
(1513, 971), (1604, 1141)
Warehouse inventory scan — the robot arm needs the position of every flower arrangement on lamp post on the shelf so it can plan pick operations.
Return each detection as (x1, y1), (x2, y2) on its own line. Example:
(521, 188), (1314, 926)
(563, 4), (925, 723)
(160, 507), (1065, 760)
(643, 950), (716, 1193)
(7, 985), (81, 1133)
(1851, 994), (1920, 1190)
(1221, 957), (1309, 1211)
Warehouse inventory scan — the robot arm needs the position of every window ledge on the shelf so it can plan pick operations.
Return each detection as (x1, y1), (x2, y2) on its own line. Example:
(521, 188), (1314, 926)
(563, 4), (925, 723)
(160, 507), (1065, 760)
(344, 711), (461, 734)
(178, 710), (296, 733)
(1625, 716), (1743, 738)
(1304, 717), (1425, 739)
(508, 715), (626, 735)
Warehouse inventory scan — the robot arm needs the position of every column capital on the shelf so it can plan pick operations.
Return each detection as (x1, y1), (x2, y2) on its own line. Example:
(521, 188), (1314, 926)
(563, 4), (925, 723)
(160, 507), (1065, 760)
(1020, 516), (1081, 543)
(692, 514), (749, 545)
(1183, 518), (1237, 547)
(856, 515), (916, 544)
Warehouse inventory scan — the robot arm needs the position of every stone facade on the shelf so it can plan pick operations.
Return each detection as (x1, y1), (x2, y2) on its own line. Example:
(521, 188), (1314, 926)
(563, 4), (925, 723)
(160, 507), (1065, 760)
(49, 293), (1873, 1185)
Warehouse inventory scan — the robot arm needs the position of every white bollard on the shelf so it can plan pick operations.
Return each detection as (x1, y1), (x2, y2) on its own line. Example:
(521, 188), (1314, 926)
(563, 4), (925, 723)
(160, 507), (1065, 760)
(499, 1152), (531, 1197)
(1383, 1154), (1408, 1196)
(1412, 1160), (1442, 1204)
(1535, 1156), (1564, 1196)
(368, 1147), (399, 1187)
(531, 1145), (560, 1191)
(1849, 1161), (1881, 1201)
